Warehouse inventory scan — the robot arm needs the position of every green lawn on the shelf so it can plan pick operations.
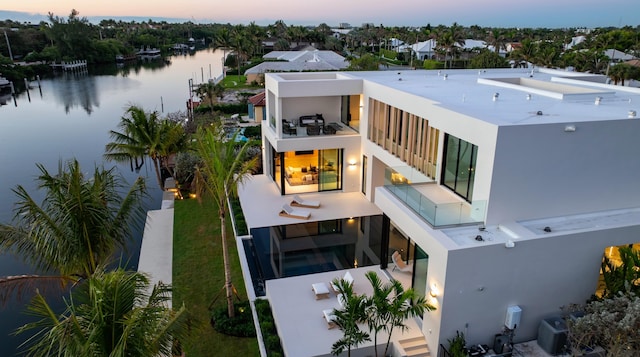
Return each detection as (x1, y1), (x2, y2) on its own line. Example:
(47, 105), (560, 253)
(173, 198), (260, 357)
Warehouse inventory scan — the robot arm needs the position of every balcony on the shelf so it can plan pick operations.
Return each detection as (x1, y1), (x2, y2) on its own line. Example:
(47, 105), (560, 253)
(384, 174), (486, 227)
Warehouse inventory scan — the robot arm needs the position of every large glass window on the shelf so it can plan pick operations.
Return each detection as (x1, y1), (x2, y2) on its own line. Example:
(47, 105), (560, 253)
(412, 245), (428, 306)
(318, 149), (342, 191)
(274, 149), (343, 194)
(441, 134), (477, 202)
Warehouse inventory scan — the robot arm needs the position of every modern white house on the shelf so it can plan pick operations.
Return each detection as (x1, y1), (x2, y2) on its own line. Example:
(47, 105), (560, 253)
(237, 67), (640, 356)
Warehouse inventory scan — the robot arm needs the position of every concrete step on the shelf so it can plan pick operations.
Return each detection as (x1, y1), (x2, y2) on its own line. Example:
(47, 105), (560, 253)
(398, 336), (430, 357)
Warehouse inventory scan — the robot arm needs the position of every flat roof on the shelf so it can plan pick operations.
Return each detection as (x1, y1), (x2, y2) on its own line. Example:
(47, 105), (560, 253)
(337, 68), (640, 126)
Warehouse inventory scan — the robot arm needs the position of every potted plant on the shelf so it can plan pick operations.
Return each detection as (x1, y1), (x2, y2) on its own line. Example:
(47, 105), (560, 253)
(447, 331), (468, 357)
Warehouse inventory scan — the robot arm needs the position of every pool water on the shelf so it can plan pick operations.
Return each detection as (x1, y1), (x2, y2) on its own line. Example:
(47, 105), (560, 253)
(243, 215), (383, 296)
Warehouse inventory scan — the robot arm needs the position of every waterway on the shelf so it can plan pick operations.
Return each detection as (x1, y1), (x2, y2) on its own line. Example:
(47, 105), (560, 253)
(0, 48), (226, 355)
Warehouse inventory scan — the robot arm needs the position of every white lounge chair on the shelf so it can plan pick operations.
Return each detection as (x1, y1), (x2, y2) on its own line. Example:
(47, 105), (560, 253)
(291, 194), (320, 208)
(392, 251), (413, 273)
(323, 309), (337, 329)
(331, 271), (354, 293)
(279, 204), (311, 220)
(312, 282), (330, 300)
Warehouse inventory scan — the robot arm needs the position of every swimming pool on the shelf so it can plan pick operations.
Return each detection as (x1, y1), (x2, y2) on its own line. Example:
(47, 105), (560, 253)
(243, 215), (383, 296)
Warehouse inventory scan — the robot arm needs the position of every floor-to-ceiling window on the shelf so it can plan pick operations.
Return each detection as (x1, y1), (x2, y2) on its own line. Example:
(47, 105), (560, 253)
(273, 148), (343, 195)
(411, 245), (428, 304)
(441, 134), (477, 202)
(318, 149), (342, 191)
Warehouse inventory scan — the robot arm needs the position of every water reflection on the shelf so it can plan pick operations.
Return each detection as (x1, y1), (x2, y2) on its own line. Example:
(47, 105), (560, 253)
(0, 49), (225, 356)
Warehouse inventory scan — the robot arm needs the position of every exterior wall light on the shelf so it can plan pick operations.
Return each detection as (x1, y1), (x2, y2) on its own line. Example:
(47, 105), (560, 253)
(564, 125), (576, 132)
(595, 96), (602, 105)
(629, 110), (637, 118)
(493, 92), (499, 101)
(429, 283), (439, 297)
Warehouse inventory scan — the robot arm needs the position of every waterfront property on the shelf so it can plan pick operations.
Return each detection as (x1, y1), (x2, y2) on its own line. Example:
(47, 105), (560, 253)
(237, 67), (640, 356)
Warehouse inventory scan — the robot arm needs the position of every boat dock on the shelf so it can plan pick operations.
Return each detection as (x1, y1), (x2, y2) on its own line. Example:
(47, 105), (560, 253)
(50, 60), (88, 72)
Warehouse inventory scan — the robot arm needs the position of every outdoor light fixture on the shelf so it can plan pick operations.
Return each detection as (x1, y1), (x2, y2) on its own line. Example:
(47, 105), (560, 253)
(505, 240), (515, 248)
(595, 96), (602, 105)
(429, 283), (439, 297)
(493, 92), (499, 101)
(349, 160), (357, 167)
(526, 94), (531, 101)
(629, 110), (637, 118)
(564, 125), (576, 132)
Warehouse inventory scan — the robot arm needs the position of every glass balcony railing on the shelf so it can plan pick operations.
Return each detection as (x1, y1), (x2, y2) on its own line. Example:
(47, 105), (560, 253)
(384, 183), (486, 227)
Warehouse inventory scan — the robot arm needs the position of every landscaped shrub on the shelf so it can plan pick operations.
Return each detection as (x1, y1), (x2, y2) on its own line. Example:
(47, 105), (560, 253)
(230, 197), (248, 236)
(210, 300), (256, 337)
(422, 59), (444, 69)
(213, 103), (247, 114)
(243, 125), (261, 139)
(255, 299), (284, 357)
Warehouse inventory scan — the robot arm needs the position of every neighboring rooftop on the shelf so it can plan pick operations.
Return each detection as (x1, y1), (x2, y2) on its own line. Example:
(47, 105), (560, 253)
(245, 50), (349, 75)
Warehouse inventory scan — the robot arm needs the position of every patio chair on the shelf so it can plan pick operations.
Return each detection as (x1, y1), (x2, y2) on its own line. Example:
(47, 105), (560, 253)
(392, 251), (413, 273)
(312, 282), (330, 300)
(331, 271), (354, 293)
(291, 194), (320, 208)
(323, 124), (336, 135)
(278, 203), (311, 220)
(282, 119), (297, 136)
(306, 124), (321, 136)
(322, 309), (337, 329)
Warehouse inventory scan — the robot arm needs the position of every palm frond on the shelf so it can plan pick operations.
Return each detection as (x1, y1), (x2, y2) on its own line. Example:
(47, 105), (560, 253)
(0, 274), (78, 306)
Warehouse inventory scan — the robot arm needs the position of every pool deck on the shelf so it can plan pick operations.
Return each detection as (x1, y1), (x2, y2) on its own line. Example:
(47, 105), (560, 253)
(238, 174), (382, 229)
(265, 266), (425, 357)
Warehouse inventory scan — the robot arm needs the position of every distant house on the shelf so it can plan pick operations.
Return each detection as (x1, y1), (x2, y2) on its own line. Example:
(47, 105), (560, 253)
(244, 49), (349, 84)
(604, 49), (637, 63)
(247, 91), (265, 123)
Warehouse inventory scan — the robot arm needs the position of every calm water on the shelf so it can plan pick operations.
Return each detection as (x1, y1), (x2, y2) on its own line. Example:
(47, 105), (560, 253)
(0, 49), (225, 355)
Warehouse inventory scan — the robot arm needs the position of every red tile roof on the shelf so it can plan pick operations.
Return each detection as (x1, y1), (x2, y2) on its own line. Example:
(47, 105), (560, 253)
(248, 91), (266, 106)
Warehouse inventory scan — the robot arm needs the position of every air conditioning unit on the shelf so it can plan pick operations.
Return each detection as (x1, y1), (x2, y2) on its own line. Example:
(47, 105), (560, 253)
(537, 317), (567, 356)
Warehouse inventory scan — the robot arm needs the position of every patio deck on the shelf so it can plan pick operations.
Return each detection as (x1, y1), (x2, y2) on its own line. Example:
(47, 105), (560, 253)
(265, 267), (426, 357)
(238, 174), (382, 229)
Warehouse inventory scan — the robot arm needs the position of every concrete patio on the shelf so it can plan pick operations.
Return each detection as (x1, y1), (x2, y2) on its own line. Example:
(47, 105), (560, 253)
(265, 267), (427, 357)
(238, 174), (382, 229)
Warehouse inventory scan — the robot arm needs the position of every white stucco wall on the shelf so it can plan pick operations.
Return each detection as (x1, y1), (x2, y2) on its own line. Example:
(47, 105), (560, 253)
(439, 224), (640, 348)
(487, 119), (640, 224)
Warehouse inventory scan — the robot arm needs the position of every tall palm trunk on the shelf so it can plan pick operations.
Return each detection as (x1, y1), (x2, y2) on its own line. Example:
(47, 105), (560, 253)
(219, 203), (235, 318)
(151, 156), (164, 190)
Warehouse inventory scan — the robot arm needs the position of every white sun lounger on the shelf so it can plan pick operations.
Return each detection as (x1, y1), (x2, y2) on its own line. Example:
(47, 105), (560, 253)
(279, 203), (311, 219)
(290, 194), (320, 208)
(331, 271), (354, 293)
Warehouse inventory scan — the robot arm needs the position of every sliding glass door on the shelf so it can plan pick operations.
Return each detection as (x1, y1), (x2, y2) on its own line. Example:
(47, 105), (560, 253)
(441, 134), (477, 202)
(318, 149), (342, 191)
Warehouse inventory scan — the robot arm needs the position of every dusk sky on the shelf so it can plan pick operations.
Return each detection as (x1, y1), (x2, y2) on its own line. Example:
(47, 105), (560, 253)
(2, 0), (639, 28)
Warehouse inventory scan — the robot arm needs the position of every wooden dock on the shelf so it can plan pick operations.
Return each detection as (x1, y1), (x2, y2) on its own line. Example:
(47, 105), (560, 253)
(50, 60), (88, 72)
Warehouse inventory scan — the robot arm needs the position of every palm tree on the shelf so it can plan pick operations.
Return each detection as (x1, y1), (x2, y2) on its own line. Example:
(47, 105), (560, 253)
(436, 23), (466, 69)
(104, 105), (187, 190)
(16, 268), (191, 357)
(195, 81), (225, 113)
(364, 271), (436, 357)
(0, 159), (146, 301)
(213, 26), (233, 78)
(192, 124), (257, 318)
(331, 277), (370, 357)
